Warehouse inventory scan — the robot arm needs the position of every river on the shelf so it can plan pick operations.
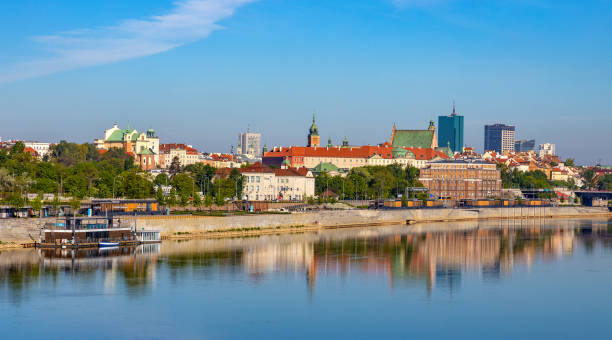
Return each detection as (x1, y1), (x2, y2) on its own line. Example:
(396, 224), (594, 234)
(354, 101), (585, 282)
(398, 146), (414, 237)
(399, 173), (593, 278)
(1, 218), (612, 339)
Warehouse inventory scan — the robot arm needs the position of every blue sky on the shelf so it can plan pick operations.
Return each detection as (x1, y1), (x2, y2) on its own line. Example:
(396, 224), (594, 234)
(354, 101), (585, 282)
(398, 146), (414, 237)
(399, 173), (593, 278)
(1, 0), (611, 165)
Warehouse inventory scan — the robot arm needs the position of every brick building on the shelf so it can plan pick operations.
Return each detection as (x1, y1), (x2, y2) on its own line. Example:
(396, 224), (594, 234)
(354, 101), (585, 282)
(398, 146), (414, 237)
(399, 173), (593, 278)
(419, 159), (502, 200)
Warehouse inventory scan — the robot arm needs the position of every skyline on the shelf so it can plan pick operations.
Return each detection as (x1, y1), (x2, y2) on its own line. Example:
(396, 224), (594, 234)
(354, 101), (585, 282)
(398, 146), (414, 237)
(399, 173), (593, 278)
(1, 0), (611, 164)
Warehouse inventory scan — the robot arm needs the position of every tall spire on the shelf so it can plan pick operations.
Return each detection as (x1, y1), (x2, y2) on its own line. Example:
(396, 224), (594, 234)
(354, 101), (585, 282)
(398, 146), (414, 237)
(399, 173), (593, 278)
(452, 100), (456, 116)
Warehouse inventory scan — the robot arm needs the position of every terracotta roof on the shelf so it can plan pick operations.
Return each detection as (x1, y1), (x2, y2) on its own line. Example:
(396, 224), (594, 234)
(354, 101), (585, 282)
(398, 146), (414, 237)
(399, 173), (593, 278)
(211, 154), (233, 161)
(240, 163), (309, 177)
(263, 145), (448, 161)
(24, 147), (38, 157)
(160, 143), (199, 155)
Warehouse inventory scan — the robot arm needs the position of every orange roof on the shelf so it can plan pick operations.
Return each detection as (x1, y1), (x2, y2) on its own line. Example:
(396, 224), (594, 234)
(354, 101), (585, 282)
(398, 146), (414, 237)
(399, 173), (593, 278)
(24, 147), (38, 157)
(160, 143), (199, 155)
(211, 154), (233, 161)
(241, 163), (309, 176)
(263, 145), (448, 161)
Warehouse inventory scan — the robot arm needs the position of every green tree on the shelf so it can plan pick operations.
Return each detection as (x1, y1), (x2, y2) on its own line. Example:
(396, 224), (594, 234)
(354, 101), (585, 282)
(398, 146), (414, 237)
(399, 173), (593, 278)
(192, 193), (202, 207)
(167, 189), (178, 206)
(583, 169), (596, 190)
(168, 156), (182, 178)
(564, 158), (575, 167)
(155, 187), (165, 205)
(172, 173), (194, 198)
(8, 194), (25, 210)
(153, 173), (170, 187)
(9, 141), (25, 156)
(204, 194), (213, 207)
(31, 195), (43, 216)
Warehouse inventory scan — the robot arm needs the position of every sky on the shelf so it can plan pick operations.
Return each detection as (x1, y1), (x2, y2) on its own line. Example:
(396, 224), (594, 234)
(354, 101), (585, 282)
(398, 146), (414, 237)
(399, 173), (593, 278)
(0, 0), (611, 165)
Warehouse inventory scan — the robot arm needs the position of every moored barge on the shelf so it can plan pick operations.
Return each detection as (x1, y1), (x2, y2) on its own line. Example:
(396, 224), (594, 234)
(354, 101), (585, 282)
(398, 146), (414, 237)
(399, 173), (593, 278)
(38, 216), (159, 249)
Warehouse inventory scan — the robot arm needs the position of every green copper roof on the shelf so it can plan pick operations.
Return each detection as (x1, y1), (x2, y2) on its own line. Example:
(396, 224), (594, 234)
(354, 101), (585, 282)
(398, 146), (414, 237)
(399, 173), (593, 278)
(392, 146), (408, 158)
(282, 158), (291, 165)
(107, 129), (125, 142)
(313, 162), (339, 173)
(435, 146), (453, 158)
(138, 148), (154, 155)
(392, 130), (435, 148)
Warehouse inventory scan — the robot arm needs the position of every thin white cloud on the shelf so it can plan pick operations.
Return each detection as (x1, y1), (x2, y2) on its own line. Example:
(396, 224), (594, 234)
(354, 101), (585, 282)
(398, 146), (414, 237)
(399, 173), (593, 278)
(0, 0), (254, 83)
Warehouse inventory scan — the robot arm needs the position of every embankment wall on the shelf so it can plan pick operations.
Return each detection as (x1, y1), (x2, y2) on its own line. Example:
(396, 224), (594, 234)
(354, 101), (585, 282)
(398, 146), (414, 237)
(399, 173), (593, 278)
(0, 206), (609, 245)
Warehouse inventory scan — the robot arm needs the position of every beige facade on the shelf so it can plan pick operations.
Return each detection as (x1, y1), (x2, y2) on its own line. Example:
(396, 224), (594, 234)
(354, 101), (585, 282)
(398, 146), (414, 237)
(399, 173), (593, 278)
(159, 144), (199, 169)
(242, 165), (315, 201)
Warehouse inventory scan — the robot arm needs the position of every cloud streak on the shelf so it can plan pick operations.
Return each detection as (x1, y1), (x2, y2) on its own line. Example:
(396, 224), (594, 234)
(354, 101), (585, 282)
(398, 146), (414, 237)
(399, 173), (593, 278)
(0, 0), (254, 83)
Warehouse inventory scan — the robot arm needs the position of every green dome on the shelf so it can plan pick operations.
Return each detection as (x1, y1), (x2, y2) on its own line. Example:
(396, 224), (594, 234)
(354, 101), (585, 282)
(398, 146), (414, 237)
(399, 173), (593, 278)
(309, 114), (319, 136)
(392, 146), (408, 158)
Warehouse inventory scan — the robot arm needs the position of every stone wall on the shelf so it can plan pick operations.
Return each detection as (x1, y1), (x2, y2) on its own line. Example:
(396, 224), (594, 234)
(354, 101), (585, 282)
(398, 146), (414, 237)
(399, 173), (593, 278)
(1, 206), (609, 244)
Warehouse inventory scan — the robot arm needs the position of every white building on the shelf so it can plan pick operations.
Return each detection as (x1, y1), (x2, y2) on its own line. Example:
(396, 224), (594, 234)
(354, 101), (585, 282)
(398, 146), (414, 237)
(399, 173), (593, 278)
(238, 131), (262, 158)
(159, 144), (199, 168)
(538, 143), (555, 157)
(241, 163), (315, 201)
(24, 141), (52, 158)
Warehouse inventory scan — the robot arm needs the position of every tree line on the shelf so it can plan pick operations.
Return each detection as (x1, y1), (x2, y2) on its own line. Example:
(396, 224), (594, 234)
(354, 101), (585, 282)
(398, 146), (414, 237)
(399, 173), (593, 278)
(314, 164), (425, 200)
(0, 141), (243, 208)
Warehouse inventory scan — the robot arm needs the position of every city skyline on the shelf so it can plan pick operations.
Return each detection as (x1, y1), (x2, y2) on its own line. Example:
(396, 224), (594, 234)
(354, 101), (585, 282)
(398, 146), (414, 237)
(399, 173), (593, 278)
(1, 0), (611, 164)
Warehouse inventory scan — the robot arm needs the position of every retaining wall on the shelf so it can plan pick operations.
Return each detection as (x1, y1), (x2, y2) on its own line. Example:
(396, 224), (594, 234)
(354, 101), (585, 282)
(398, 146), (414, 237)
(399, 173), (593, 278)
(1, 206), (609, 244)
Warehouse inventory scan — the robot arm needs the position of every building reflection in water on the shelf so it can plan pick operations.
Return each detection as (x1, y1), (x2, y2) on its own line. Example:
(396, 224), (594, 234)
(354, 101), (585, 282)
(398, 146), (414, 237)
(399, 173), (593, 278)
(1, 218), (611, 300)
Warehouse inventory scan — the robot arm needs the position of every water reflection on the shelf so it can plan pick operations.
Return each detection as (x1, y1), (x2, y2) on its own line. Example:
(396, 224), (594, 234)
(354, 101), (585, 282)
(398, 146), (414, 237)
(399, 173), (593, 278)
(1, 218), (612, 301)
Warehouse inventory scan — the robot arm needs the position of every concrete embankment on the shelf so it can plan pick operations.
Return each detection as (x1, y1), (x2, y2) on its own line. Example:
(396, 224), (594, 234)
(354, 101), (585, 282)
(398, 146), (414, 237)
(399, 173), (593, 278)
(0, 206), (609, 248)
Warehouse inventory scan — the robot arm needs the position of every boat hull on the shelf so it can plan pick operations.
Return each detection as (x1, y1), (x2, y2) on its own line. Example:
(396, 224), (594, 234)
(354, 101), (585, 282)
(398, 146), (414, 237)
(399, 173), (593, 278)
(99, 242), (120, 247)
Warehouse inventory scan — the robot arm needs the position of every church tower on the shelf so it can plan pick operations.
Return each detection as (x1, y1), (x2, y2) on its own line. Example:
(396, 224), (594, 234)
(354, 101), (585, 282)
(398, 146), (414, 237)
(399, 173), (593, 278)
(307, 114), (320, 147)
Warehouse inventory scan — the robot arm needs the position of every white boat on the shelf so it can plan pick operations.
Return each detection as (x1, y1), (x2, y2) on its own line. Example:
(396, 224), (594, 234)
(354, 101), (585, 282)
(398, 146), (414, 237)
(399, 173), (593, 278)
(99, 241), (120, 247)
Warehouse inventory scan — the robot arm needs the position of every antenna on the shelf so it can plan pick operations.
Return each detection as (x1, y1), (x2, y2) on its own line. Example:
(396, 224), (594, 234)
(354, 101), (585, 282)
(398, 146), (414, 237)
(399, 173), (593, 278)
(452, 100), (456, 116)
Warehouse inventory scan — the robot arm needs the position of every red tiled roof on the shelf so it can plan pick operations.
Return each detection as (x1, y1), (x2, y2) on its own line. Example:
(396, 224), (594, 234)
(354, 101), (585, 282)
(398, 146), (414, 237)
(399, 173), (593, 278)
(24, 147), (38, 157)
(160, 143), (199, 155)
(240, 163), (309, 176)
(263, 145), (448, 161)
(211, 154), (233, 161)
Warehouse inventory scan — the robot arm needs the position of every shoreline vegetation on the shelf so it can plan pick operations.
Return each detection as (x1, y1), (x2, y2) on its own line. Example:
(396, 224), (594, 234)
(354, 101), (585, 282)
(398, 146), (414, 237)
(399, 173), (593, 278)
(1, 206), (610, 250)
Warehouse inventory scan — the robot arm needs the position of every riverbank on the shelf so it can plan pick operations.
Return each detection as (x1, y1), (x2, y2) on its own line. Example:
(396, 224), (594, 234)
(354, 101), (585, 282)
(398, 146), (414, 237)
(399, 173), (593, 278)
(0, 206), (610, 248)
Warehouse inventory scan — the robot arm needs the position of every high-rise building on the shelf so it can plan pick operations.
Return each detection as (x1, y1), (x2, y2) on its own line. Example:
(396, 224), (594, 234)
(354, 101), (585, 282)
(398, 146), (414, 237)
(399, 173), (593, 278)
(238, 130), (262, 158)
(484, 124), (515, 153)
(514, 139), (535, 152)
(538, 143), (555, 157)
(438, 104), (464, 153)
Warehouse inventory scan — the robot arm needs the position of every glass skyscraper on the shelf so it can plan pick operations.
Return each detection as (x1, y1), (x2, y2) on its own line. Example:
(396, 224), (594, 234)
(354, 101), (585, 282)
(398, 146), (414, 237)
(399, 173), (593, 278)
(437, 105), (464, 153)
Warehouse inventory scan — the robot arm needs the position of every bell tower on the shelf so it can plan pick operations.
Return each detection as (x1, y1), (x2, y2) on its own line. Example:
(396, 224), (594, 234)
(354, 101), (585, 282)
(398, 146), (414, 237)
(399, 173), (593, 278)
(307, 114), (320, 147)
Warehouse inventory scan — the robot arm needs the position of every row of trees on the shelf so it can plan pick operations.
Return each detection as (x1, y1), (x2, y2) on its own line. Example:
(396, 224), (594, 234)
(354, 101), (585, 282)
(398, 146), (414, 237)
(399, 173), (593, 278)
(314, 164), (424, 200)
(0, 141), (243, 207)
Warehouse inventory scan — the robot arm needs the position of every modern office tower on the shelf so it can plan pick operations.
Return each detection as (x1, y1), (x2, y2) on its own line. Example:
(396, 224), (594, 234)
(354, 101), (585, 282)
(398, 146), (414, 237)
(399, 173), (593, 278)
(514, 139), (535, 152)
(438, 104), (464, 153)
(484, 124), (515, 152)
(238, 130), (262, 157)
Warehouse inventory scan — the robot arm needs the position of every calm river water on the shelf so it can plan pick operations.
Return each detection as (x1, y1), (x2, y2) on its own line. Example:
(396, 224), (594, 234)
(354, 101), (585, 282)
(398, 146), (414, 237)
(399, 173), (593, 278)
(2, 218), (612, 339)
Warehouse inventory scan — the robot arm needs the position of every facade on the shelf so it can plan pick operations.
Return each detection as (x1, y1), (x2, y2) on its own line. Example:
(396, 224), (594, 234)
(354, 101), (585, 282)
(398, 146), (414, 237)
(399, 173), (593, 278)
(241, 163), (315, 201)
(484, 124), (515, 153)
(419, 159), (502, 200)
(263, 144), (449, 171)
(94, 124), (160, 169)
(514, 139), (535, 152)
(23, 141), (51, 159)
(538, 143), (555, 157)
(159, 144), (199, 168)
(238, 131), (262, 157)
(437, 105), (464, 153)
